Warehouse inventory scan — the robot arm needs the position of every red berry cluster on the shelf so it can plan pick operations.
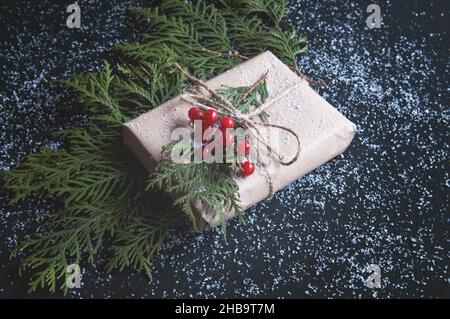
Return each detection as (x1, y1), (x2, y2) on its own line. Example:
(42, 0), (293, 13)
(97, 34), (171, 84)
(188, 107), (255, 177)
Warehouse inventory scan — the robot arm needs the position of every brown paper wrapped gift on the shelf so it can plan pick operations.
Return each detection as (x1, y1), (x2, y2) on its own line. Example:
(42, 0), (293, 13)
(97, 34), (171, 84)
(123, 51), (357, 229)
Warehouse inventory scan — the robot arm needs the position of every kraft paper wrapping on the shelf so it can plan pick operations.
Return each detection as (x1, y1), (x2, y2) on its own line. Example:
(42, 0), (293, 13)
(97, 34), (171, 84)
(123, 51), (357, 229)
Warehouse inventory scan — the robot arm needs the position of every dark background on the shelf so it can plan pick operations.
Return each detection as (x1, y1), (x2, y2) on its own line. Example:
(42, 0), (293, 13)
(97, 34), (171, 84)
(0, 0), (448, 298)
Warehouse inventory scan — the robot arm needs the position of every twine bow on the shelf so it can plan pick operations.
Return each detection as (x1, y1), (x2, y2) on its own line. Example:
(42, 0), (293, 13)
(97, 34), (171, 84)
(174, 63), (303, 196)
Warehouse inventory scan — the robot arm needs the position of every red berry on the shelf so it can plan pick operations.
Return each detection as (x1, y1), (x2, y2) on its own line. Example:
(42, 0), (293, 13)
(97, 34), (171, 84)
(241, 161), (255, 176)
(220, 116), (235, 129)
(237, 140), (251, 156)
(222, 129), (234, 148)
(188, 107), (203, 122)
(203, 109), (219, 126)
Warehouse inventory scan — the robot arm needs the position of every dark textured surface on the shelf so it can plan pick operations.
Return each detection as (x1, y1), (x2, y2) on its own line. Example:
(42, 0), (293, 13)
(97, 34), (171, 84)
(0, 0), (448, 298)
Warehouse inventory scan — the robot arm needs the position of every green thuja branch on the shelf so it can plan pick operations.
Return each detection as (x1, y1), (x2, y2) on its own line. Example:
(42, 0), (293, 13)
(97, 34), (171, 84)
(233, 0), (289, 27)
(11, 199), (130, 293)
(158, 0), (233, 52)
(106, 208), (182, 281)
(217, 81), (270, 118)
(62, 63), (126, 125)
(2, 0), (308, 294)
(220, 0), (307, 70)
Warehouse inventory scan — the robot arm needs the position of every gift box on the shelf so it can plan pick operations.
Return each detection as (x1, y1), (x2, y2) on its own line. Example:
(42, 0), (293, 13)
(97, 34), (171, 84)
(123, 51), (356, 229)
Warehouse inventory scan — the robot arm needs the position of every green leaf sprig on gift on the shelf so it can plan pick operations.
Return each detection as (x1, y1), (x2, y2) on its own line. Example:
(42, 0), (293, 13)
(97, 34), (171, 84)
(2, 0), (307, 294)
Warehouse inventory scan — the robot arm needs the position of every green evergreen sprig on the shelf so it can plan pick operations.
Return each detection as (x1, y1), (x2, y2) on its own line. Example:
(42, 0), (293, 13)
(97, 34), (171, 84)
(1, 0), (307, 294)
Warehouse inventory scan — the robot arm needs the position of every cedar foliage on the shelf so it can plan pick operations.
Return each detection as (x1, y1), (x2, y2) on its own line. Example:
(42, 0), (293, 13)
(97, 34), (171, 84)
(2, 0), (307, 293)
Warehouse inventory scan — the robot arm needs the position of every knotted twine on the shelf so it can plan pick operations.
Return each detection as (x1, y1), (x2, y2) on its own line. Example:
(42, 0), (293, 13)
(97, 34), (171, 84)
(174, 63), (303, 196)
